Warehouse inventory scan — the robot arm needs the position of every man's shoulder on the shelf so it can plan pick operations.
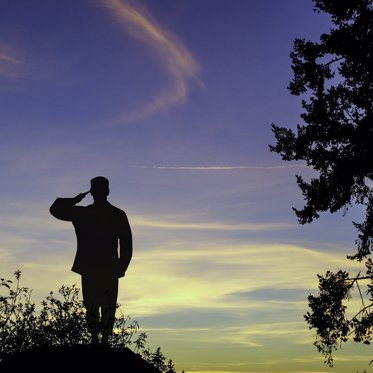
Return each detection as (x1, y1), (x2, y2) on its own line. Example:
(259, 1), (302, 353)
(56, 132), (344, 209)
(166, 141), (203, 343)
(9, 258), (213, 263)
(108, 203), (127, 216)
(85, 202), (128, 220)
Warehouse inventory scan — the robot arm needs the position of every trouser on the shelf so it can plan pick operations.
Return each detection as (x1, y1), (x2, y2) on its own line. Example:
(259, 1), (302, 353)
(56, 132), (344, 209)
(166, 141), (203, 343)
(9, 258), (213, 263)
(81, 275), (118, 337)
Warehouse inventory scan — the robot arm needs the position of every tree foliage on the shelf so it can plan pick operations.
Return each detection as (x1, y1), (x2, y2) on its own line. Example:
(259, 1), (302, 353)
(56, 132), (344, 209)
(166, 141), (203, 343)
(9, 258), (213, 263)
(305, 262), (373, 366)
(270, 0), (373, 366)
(0, 271), (176, 373)
(270, 0), (373, 259)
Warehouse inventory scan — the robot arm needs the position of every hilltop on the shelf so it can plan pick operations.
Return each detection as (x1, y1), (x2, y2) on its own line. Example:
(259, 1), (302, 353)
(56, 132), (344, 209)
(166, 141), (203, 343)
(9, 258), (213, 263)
(0, 345), (162, 373)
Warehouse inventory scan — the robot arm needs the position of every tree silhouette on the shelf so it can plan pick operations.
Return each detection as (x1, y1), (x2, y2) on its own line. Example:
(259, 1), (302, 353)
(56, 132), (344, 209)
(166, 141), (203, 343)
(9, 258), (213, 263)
(270, 0), (373, 260)
(270, 0), (373, 366)
(150, 347), (167, 372)
(165, 359), (177, 373)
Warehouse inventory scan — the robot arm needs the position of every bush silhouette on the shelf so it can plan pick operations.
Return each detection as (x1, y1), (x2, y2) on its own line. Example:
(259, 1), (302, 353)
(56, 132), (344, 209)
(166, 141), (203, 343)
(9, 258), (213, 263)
(0, 271), (176, 373)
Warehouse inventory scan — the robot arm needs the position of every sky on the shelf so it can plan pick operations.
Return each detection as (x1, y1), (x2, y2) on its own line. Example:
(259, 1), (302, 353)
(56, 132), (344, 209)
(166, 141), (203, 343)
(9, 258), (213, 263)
(0, 1), (372, 372)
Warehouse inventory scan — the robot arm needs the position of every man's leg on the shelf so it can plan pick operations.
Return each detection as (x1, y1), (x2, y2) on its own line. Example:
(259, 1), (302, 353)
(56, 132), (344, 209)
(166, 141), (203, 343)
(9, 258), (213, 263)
(82, 275), (100, 345)
(100, 276), (118, 345)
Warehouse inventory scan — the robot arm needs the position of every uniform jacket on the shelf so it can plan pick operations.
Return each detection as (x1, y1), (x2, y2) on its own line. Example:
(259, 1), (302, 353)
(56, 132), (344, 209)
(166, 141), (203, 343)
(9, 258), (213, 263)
(50, 198), (132, 278)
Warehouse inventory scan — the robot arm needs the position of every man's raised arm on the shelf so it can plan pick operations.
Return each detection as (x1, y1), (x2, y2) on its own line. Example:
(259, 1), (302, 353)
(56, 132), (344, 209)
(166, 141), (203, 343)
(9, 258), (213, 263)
(50, 191), (89, 221)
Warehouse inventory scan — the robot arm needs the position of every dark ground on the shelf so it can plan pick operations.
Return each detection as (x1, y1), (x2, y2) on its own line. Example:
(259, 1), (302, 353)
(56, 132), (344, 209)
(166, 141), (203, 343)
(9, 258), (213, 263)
(0, 345), (162, 372)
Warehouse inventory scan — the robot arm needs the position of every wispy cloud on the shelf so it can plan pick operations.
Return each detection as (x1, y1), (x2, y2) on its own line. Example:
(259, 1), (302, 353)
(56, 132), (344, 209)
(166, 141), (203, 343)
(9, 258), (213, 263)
(0, 44), (21, 78)
(0, 53), (19, 65)
(101, 0), (202, 123)
(131, 214), (293, 231)
(123, 243), (362, 316)
(145, 322), (311, 347)
(135, 164), (308, 171)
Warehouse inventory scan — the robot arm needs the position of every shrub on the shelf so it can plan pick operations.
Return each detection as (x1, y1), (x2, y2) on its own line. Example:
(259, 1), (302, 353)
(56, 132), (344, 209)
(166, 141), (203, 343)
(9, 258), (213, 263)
(0, 271), (176, 373)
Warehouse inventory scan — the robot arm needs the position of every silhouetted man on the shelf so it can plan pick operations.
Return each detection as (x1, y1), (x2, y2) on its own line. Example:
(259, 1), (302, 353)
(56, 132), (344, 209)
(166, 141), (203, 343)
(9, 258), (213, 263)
(50, 176), (132, 345)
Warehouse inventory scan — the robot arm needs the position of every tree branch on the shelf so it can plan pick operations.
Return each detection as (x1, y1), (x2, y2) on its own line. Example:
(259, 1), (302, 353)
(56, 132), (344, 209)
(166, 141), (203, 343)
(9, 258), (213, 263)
(322, 56), (345, 67)
(349, 303), (373, 325)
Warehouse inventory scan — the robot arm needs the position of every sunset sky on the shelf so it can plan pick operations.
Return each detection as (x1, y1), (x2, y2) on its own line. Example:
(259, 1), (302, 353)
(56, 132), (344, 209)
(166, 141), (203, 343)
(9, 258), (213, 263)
(1, 1), (372, 372)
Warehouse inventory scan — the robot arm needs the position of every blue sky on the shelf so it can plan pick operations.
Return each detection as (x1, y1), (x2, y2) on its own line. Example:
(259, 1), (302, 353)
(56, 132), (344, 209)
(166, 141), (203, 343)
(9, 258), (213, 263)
(0, 1), (371, 372)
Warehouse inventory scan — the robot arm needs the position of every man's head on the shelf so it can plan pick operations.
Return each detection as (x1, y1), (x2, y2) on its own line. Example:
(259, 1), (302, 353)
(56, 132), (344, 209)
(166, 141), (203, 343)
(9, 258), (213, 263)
(90, 176), (110, 198)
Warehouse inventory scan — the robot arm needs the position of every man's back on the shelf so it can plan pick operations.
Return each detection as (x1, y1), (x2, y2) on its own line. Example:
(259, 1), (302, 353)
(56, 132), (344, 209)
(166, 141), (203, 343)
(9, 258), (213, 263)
(72, 202), (130, 275)
(50, 198), (132, 277)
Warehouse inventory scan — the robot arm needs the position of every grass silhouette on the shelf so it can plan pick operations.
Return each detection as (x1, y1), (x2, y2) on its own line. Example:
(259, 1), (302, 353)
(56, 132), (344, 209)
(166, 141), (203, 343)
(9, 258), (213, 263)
(0, 271), (177, 373)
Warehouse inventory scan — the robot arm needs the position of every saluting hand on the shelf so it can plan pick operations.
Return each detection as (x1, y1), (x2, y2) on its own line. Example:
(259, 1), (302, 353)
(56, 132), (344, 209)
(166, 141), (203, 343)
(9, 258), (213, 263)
(73, 190), (90, 204)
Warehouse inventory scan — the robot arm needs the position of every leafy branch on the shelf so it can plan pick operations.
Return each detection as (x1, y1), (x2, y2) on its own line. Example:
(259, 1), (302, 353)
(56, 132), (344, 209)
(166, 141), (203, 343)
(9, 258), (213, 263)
(305, 259), (373, 366)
